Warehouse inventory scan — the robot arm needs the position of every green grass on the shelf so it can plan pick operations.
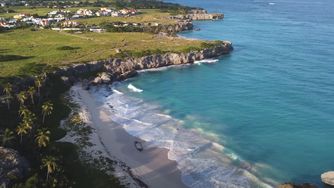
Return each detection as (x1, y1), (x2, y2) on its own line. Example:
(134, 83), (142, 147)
(0, 6), (99, 18)
(0, 28), (204, 78)
(77, 9), (177, 25)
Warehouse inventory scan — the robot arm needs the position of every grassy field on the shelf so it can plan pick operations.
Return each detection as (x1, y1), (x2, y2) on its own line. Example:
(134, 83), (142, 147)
(0, 6), (100, 18)
(77, 9), (177, 25)
(0, 29), (204, 78)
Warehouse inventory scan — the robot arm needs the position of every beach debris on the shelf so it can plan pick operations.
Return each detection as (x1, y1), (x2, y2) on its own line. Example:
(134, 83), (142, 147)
(134, 141), (143, 152)
(321, 171), (334, 186)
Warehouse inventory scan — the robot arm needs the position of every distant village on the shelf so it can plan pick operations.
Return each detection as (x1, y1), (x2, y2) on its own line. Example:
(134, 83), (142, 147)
(0, 2), (138, 32)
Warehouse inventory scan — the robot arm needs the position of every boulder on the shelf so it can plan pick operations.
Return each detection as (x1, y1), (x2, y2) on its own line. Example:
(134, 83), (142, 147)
(321, 171), (334, 186)
(0, 147), (29, 187)
(92, 72), (112, 85)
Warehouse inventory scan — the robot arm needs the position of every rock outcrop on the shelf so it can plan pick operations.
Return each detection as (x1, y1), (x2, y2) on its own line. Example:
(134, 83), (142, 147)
(170, 9), (224, 21)
(0, 147), (29, 187)
(321, 171), (334, 186)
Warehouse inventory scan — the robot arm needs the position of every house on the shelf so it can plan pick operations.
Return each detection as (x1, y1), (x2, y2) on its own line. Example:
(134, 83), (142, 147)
(62, 20), (79, 27)
(89, 28), (105, 33)
(120, 8), (137, 16)
(13, 13), (28, 20)
(111, 11), (120, 17)
(96, 8), (112, 17)
(8, 19), (17, 24)
(48, 10), (71, 18)
(0, 3), (6, 7)
(76, 9), (93, 17)
(0, 21), (8, 27)
(40, 19), (49, 27)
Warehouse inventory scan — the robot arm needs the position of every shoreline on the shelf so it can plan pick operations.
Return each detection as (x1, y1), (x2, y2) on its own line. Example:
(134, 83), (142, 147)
(61, 78), (276, 188)
(62, 84), (188, 188)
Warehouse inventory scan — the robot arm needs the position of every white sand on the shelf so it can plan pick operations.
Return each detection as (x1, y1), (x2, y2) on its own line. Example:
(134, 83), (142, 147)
(68, 84), (187, 188)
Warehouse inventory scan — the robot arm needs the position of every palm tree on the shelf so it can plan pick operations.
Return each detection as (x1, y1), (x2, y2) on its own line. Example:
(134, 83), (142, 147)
(41, 156), (57, 181)
(34, 76), (44, 97)
(35, 128), (50, 148)
(19, 106), (30, 118)
(0, 128), (15, 147)
(27, 86), (36, 105)
(17, 91), (27, 106)
(16, 124), (29, 143)
(41, 101), (53, 124)
(3, 83), (12, 110)
(18, 107), (36, 132)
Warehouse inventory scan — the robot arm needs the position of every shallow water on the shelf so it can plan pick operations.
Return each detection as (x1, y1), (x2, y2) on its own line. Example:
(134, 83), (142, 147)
(107, 0), (334, 186)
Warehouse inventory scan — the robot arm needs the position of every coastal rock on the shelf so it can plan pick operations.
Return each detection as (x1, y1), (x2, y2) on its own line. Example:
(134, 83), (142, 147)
(321, 171), (334, 186)
(67, 41), (232, 83)
(92, 72), (112, 85)
(0, 147), (29, 187)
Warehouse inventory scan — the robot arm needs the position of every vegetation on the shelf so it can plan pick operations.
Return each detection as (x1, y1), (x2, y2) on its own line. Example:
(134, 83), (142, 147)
(0, 28), (206, 78)
(0, 75), (123, 187)
(77, 9), (178, 25)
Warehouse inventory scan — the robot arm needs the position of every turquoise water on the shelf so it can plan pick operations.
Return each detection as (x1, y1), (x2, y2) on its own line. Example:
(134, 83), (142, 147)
(114, 0), (334, 186)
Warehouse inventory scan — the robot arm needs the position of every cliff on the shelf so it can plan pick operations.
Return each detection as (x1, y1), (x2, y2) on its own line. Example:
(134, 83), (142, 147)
(53, 41), (233, 84)
(170, 9), (224, 21)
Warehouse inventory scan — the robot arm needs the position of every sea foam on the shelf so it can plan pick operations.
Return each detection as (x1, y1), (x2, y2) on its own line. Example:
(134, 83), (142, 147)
(89, 84), (274, 188)
(127, 84), (143, 93)
(194, 59), (219, 65)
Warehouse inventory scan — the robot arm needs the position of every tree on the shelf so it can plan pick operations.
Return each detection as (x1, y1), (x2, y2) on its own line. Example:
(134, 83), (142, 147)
(17, 91), (27, 106)
(41, 101), (53, 124)
(18, 107), (36, 132)
(27, 86), (36, 105)
(16, 124), (29, 143)
(41, 156), (57, 181)
(19, 106), (30, 118)
(35, 128), (50, 148)
(0, 128), (15, 147)
(34, 75), (44, 97)
(3, 83), (13, 110)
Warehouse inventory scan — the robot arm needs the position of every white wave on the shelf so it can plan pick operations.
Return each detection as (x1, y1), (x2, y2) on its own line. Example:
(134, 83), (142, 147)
(269, 2), (275, 5)
(194, 59), (219, 65)
(112, 89), (123, 95)
(137, 64), (191, 73)
(89, 84), (274, 188)
(127, 84), (143, 93)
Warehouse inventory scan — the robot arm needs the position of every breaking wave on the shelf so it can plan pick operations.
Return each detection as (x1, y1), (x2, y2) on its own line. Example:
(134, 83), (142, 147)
(127, 84), (143, 93)
(194, 59), (219, 65)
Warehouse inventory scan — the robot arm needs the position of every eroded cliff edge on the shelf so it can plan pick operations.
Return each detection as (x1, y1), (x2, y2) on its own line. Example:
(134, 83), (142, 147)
(53, 41), (233, 84)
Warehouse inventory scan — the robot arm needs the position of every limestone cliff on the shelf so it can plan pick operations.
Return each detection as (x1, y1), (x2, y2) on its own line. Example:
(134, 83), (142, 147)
(54, 41), (233, 83)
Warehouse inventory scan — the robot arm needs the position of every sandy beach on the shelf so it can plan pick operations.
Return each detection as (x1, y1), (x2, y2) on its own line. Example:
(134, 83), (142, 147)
(70, 84), (187, 188)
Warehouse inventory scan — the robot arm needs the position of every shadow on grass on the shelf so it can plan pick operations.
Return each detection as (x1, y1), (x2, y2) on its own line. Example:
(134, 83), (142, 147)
(57, 46), (81, 51)
(0, 54), (34, 62)
(0, 49), (10, 53)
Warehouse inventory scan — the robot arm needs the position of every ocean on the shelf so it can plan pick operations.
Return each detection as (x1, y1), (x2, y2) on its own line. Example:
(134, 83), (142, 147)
(98, 0), (334, 187)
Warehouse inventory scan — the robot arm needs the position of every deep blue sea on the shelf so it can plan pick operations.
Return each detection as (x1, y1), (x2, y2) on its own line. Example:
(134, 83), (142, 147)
(106, 0), (334, 187)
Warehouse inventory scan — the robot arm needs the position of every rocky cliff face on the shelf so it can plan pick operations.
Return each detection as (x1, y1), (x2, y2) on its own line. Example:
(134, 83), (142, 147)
(0, 147), (29, 187)
(54, 41), (233, 84)
(144, 21), (194, 35)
